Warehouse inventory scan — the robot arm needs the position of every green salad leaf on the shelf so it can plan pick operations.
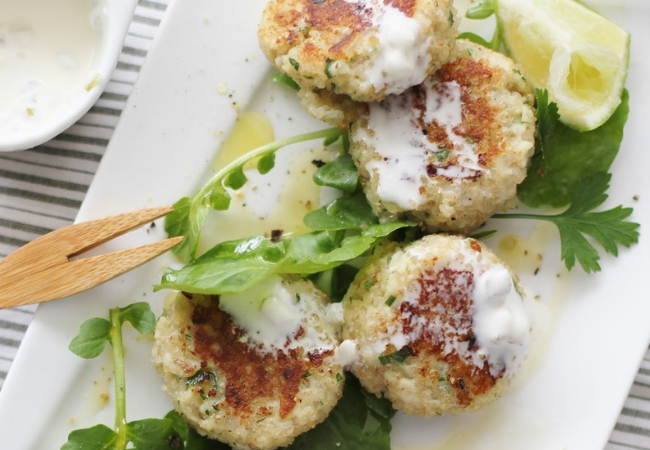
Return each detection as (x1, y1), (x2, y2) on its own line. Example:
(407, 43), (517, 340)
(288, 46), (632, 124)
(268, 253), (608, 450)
(165, 127), (346, 262)
(156, 221), (411, 295)
(312, 153), (358, 193)
(303, 192), (378, 231)
(63, 303), (181, 450)
(517, 89), (630, 208)
(494, 171), (639, 272)
(464, 0), (494, 20)
(61, 425), (118, 450)
(286, 376), (395, 450)
(68, 317), (112, 359)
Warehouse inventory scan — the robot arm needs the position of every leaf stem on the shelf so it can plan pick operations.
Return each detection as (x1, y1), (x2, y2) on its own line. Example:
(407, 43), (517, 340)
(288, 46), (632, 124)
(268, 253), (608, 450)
(195, 127), (343, 204)
(492, 212), (554, 220)
(109, 308), (128, 450)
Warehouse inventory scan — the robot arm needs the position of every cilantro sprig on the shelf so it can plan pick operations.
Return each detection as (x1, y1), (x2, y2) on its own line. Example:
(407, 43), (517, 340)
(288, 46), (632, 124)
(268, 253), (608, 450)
(494, 171), (639, 273)
(165, 127), (345, 262)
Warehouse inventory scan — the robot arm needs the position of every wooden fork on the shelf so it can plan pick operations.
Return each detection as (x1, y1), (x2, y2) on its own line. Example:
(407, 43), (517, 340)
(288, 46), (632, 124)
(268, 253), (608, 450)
(0, 206), (183, 309)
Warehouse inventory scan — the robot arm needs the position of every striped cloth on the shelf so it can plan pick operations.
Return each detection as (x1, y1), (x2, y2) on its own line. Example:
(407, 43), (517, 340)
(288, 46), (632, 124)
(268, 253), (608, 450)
(0, 1), (648, 448)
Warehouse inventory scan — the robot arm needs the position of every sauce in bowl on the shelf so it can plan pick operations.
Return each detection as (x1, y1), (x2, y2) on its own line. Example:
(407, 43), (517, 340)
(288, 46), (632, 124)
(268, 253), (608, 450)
(0, 0), (137, 151)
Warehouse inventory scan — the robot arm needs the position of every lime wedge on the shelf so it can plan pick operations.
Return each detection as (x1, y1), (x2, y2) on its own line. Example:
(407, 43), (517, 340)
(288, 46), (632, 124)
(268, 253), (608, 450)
(495, 0), (630, 131)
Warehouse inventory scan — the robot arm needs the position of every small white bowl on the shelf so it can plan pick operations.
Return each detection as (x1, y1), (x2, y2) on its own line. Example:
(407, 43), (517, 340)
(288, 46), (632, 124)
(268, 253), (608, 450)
(0, 0), (138, 152)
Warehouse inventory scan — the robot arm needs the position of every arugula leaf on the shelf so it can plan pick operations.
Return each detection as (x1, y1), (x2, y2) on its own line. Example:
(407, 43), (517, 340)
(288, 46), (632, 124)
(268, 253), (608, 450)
(165, 127), (345, 262)
(309, 264), (360, 303)
(494, 171), (640, 272)
(312, 153), (358, 193)
(257, 152), (276, 175)
(156, 222), (412, 295)
(517, 89), (630, 208)
(223, 165), (248, 190)
(304, 192), (378, 231)
(286, 376), (395, 450)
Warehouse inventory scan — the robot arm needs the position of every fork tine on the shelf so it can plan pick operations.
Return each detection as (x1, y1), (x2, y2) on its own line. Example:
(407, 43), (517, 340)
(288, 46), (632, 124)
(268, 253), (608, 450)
(0, 236), (183, 309)
(0, 206), (174, 281)
(57, 205), (176, 257)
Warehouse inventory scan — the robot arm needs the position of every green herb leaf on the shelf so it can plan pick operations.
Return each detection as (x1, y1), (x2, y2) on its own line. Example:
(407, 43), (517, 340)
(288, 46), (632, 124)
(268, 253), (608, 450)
(223, 165), (247, 190)
(165, 410), (228, 450)
(361, 388), (397, 421)
(119, 302), (156, 335)
(69, 317), (112, 359)
(126, 418), (179, 450)
(257, 152), (276, 175)
(465, 0), (494, 19)
(517, 89), (630, 208)
(186, 370), (219, 390)
(456, 32), (491, 48)
(156, 222), (411, 295)
(165, 127), (344, 261)
(164, 196), (209, 262)
(286, 376), (394, 450)
(325, 59), (335, 78)
(61, 424), (117, 450)
(304, 193), (378, 231)
(309, 264), (360, 303)
(288, 57), (300, 71)
(271, 72), (300, 91)
(378, 346), (413, 365)
(207, 185), (231, 211)
(312, 153), (358, 193)
(495, 171), (640, 272)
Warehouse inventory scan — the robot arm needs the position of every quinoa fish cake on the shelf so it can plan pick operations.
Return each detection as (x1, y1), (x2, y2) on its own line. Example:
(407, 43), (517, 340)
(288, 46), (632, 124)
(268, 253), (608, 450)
(350, 39), (536, 234)
(152, 275), (345, 450)
(341, 234), (531, 416)
(258, 0), (459, 102)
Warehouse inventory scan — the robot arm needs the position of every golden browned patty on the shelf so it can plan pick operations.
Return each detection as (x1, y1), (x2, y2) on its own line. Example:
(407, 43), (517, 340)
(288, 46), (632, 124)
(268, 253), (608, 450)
(152, 276), (345, 450)
(349, 39), (536, 234)
(258, 0), (459, 102)
(341, 234), (531, 416)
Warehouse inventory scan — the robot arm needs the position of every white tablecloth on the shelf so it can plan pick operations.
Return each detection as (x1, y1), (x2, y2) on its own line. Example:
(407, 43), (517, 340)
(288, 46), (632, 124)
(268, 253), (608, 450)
(0, 1), (648, 448)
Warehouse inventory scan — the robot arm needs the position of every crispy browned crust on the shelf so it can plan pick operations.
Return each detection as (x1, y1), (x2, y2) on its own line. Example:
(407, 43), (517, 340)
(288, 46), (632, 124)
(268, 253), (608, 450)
(179, 293), (334, 420)
(349, 40), (536, 233)
(398, 241), (499, 407)
(413, 47), (531, 178)
(259, 0), (458, 101)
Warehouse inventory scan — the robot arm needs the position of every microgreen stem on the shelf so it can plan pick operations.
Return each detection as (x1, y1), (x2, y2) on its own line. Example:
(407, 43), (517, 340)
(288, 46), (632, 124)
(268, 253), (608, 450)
(195, 127), (343, 204)
(109, 308), (128, 450)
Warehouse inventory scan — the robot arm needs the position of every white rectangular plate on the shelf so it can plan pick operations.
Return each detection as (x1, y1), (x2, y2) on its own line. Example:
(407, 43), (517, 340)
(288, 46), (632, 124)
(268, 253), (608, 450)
(0, 0), (648, 449)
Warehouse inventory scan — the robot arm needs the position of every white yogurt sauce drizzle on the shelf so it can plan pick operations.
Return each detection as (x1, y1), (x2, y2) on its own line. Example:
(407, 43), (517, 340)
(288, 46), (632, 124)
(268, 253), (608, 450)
(359, 78), (484, 210)
(219, 276), (341, 355)
(0, 0), (104, 137)
(344, 0), (432, 95)
(374, 242), (530, 378)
